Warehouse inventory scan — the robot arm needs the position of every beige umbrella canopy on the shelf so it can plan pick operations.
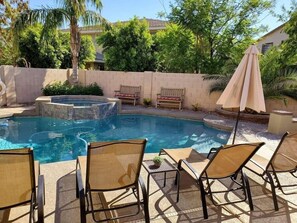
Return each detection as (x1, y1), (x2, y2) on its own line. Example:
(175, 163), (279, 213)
(216, 44), (266, 144)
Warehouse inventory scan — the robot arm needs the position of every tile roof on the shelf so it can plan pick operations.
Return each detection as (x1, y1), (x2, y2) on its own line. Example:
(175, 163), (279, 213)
(117, 18), (168, 28)
(62, 18), (168, 32)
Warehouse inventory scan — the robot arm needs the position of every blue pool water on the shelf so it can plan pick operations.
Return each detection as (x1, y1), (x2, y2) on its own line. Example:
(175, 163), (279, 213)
(52, 98), (104, 106)
(0, 115), (230, 163)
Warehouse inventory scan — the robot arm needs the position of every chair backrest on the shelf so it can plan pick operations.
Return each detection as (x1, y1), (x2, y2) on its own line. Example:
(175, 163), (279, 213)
(0, 148), (36, 209)
(160, 88), (185, 98)
(203, 142), (265, 178)
(268, 132), (297, 172)
(120, 85), (141, 94)
(86, 139), (147, 190)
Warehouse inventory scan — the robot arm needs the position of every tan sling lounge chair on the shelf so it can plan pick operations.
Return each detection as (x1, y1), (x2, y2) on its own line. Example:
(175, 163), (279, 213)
(245, 132), (297, 210)
(0, 148), (45, 223)
(76, 139), (150, 223)
(160, 142), (265, 219)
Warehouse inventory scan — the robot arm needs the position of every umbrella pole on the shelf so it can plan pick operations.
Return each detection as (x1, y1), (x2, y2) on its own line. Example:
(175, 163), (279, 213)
(232, 110), (241, 145)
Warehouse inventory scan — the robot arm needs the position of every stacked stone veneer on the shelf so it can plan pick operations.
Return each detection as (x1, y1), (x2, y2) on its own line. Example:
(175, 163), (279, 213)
(36, 95), (120, 120)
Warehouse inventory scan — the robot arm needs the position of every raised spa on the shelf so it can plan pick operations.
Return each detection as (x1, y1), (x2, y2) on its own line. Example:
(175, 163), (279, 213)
(35, 95), (121, 120)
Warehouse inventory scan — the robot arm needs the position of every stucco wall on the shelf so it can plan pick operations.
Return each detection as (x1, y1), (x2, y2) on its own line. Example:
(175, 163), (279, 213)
(1, 65), (297, 115)
(265, 97), (297, 114)
(0, 66), (68, 105)
(150, 72), (220, 110)
(83, 70), (221, 111)
(85, 70), (147, 99)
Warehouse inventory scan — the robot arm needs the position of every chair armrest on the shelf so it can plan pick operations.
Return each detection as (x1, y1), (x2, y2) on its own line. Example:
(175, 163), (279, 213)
(207, 147), (220, 158)
(178, 159), (201, 181)
(245, 158), (266, 176)
(76, 169), (87, 223)
(114, 90), (120, 93)
(138, 175), (149, 220)
(37, 175), (45, 223)
(138, 176), (148, 200)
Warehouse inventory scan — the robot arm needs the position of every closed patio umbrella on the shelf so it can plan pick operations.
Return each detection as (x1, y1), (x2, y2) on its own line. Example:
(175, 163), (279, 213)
(216, 44), (266, 144)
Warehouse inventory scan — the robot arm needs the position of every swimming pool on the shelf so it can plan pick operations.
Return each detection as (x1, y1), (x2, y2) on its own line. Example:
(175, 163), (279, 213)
(0, 115), (230, 163)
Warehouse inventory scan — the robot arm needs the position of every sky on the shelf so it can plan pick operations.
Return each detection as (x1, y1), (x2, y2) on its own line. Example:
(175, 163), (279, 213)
(28, 0), (292, 34)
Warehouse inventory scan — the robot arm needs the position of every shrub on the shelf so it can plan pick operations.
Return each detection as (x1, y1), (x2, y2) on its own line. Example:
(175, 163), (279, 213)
(42, 82), (103, 96)
(192, 103), (200, 111)
(143, 98), (152, 106)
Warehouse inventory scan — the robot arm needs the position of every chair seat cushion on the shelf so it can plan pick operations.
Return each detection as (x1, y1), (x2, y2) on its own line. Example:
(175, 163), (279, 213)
(115, 93), (136, 98)
(158, 96), (181, 101)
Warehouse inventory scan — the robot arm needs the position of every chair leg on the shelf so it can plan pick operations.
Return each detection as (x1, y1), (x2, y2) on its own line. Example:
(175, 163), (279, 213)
(75, 159), (79, 198)
(29, 194), (34, 223)
(266, 171), (279, 211)
(139, 177), (150, 223)
(76, 169), (87, 223)
(198, 179), (208, 219)
(37, 175), (45, 223)
(242, 172), (254, 211)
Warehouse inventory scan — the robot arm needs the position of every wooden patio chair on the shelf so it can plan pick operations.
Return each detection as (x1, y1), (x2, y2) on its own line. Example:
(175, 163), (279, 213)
(159, 142), (265, 219)
(76, 139), (150, 223)
(0, 148), (45, 223)
(245, 132), (297, 210)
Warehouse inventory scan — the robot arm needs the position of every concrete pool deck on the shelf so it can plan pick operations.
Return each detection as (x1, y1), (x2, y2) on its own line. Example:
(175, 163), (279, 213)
(0, 104), (296, 222)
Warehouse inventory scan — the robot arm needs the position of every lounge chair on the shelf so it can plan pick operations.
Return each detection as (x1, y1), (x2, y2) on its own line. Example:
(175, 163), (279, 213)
(245, 132), (297, 210)
(0, 148), (45, 223)
(76, 139), (150, 223)
(159, 142), (265, 219)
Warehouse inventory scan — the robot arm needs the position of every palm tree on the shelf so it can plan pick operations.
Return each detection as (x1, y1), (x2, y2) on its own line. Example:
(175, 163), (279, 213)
(204, 65), (297, 106)
(14, 0), (105, 84)
(205, 70), (297, 102)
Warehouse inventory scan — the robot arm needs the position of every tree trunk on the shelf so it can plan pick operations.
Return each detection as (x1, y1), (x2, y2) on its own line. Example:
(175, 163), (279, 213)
(70, 17), (81, 84)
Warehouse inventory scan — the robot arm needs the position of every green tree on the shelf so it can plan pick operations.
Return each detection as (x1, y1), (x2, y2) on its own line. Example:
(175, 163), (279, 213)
(0, 0), (28, 65)
(60, 35), (95, 69)
(154, 23), (196, 72)
(258, 5), (297, 101)
(260, 46), (297, 101)
(18, 24), (67, 68)
(169, 0), (274, 74)
(14, 0), (104, 83)
(282, 9), (297, 67)
(78, 36), (96, 69)
(18, 25), (95, 69)
(98, 17), (155, 71)
(206, 45), (297, 103)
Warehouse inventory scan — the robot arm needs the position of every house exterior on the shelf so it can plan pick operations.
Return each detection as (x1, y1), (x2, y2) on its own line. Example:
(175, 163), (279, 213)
(257, 23), (288, 54)
(62, 18), (168, 70)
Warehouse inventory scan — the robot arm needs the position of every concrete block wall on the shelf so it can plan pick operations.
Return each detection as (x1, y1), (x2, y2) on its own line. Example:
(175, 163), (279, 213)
(83, 70), (221, 111)
(0, 66), (69, 106)
(1, 65), (297, 114)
